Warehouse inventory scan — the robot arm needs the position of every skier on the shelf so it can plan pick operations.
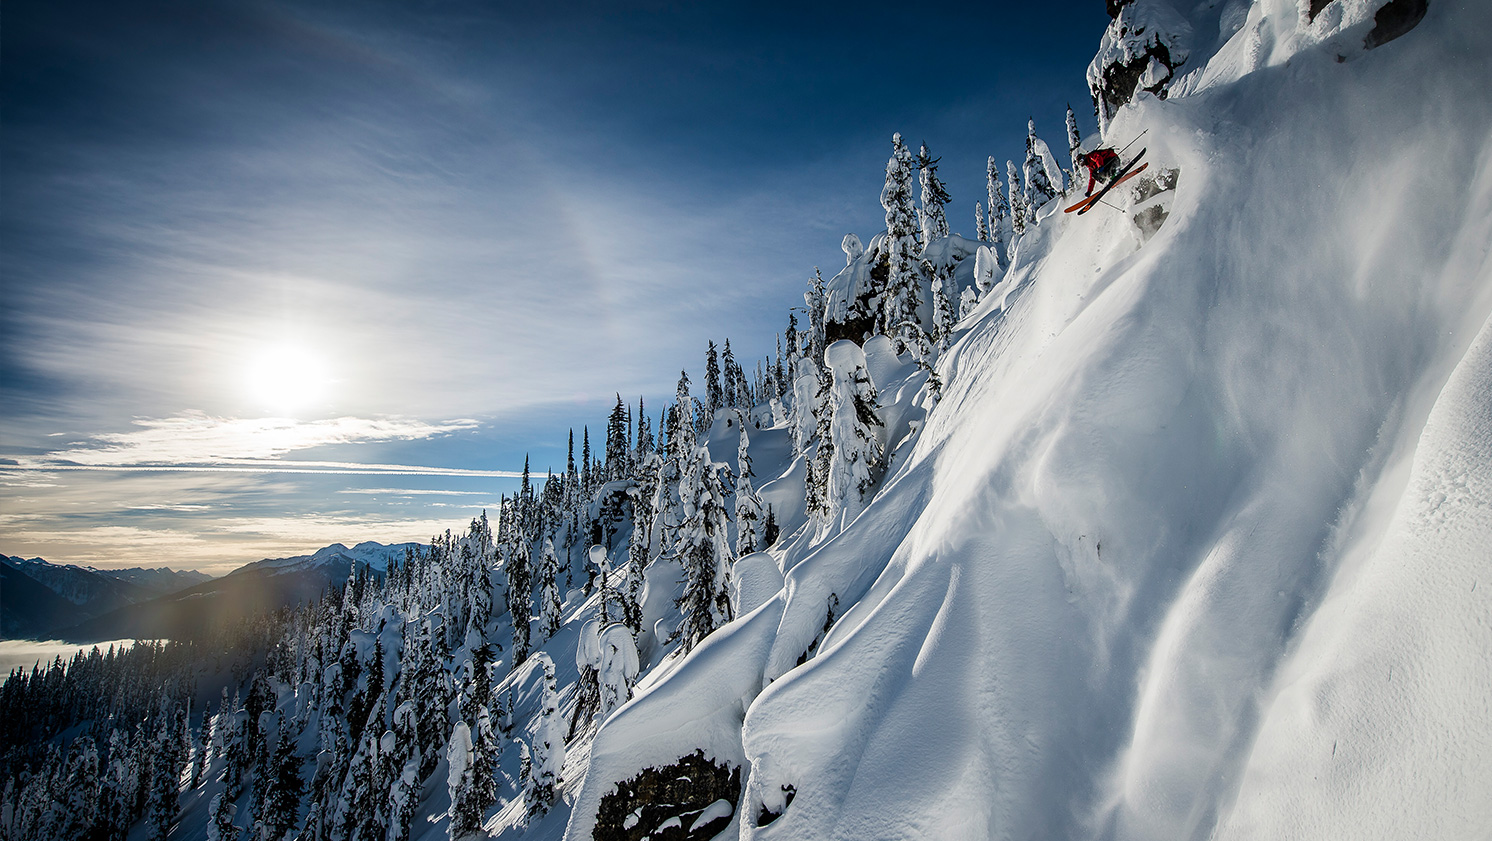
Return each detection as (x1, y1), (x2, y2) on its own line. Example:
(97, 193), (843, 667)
(1076, 147), (1121, 196)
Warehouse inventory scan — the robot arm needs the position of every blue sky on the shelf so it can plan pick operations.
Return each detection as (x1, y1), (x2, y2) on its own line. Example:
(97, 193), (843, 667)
(1, 0), (1110, 573)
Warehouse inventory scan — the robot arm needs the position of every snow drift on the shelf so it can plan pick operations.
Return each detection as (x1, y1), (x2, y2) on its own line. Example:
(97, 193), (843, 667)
(564, 0), (1492, 837)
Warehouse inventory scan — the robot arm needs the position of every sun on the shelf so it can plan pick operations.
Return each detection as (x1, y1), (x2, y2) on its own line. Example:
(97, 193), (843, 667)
(245, 344), (331, 415)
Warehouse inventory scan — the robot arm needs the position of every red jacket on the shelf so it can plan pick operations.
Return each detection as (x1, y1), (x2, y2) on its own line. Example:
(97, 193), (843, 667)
(1080, 148), (1119, 193)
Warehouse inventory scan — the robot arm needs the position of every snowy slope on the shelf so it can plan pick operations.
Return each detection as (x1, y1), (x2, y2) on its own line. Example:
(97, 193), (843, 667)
(562, 0), (1492, 838)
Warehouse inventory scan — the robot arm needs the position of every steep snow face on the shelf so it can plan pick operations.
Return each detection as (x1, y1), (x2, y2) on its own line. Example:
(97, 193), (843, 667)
(567, 0), (1492, 838)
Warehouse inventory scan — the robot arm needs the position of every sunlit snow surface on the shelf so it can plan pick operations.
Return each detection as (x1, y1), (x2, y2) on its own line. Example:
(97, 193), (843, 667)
(564, 0), (1492, 838)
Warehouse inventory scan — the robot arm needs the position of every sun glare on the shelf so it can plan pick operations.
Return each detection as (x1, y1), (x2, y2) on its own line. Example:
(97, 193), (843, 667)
(246, 344), (330, 415)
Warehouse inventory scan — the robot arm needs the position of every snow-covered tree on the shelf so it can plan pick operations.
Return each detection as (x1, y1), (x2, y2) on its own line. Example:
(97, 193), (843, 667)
(925, 252), (957, 350)
(1024, 119), (1061, 217)
(206, 792), (236, 841)
(597, 623), (640, 721)
(446, 722), (482, 841)
(917, 143), (951, 245)
(987, 156), (1008, 264)
(975, 201), (989, 242)
(705, 340), (722, 420)
(960, 285), (980, 320)
(823, 340), (885, 533)
(674, 444), (735, 652)
(975, 245), (1000, 298)
(842, 232), (864, 264)
(504, 520), (532, 667)
(721, 339), (741, 412)
(1066, 103), (1084, 190)
(523, 654), (564, 820)
(1007, 159), (1026, 241)
(388, 755), (421, 841)
(672, 370), (696, 458)
(260, 725), (303, 841)
(537, 538), (563, 642)
(734, 423), (764, 556)
(144, 713), (181, 841)
(881, 133), (924, 352)
(805, 268), (828, 371)
(605, 394), (631, 482)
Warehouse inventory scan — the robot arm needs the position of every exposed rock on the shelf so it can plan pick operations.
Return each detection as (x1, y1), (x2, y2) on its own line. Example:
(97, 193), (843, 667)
(1364, 0), (1428, 48)
(1088, 0), (1193, 125)
(593, 750), (741, 841)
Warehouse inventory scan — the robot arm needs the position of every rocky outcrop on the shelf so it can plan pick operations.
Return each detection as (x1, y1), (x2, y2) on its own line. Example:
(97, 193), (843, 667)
(593, 750), (741, 841)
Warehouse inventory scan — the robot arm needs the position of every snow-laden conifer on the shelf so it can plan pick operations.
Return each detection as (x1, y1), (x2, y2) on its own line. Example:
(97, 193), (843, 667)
(959, 285), (980, 320)
(605, 395), (631, 482)
(206, 792), (235, 841)
(446, 722), (482, 841)
(987, 156), (1008, 263)
(672, 370), (696, 457)
(674, 444), (735, 652)
(974, 245), (1000, 299)
(504, 515), (532, 667)
(806, 268), (828, 370)
(721, 340), (740, 413)
(789, 356), (822, 456)
(1024, 119), (1061, 216)
(537, 538), (563, 642)
(976, 201), (990, 242)
(705, 340), (722, 420)
(1066, 104), (1084, 190)
(841, 232), (863, 264)
(597, 623), (640, 722)
(822, 341), (885, 534)
(734, 422), (764, 555)
(917, 143), (951, 245)
(523, 653), (564, 820)
(260, 724), (303, 841)
(1007, 159), (1027, 246)
(881, 133), (924, 352)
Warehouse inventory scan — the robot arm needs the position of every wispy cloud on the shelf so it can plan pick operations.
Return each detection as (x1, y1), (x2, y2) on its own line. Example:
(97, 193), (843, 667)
(0, 412), (523, 477)
(337, 487), (497, 495)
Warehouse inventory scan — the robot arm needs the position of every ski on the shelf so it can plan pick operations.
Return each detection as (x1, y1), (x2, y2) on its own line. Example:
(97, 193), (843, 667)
(1065, 148), (1148, 214)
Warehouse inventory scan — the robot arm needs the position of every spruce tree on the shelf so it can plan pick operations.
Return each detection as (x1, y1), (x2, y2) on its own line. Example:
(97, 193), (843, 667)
(917, 143), (951, 245)
(805, 268), (828, 368)
(605, 394), (631, 482)
(446, 722), (481, 841)
(523, 654), (564, 820)
(624, 505), (649, 634)
(206, 792), (235, 841)
(789, 356), (822, 456)
(721, 340), (739, 413)
(674, 444), (735, 652)
(596, 623), (640, 721)
(1066, 103), (1084, 191)
(538, 538), (563, 642)
(261, 725), (303, 841)
(705, 340), (722, 419)
(1023, 118), (1060, 215)
(505, 512), (533, 668)
(672, 370), (696, 456)
(881, 133), (924, 352)
(734, 423), (764, 556)
(634, 397), (652, 462)
(823, 340), (885, 534)
(987, 156), (1008, 265)
(975, 201), (989, 242)
(1007, 159), (1026, 237)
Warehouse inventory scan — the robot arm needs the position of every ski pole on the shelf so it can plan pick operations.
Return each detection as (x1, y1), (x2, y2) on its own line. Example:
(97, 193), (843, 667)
(1116, 129), (1148, 157)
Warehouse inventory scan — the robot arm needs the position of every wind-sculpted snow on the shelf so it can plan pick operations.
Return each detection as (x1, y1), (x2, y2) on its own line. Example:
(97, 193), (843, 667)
(565, 0), (1492, 837)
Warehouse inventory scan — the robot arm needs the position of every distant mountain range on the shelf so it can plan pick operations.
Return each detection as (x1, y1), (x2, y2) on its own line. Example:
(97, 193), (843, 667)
(1, 541), (423, 643)
(0, 556), (211, 639)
